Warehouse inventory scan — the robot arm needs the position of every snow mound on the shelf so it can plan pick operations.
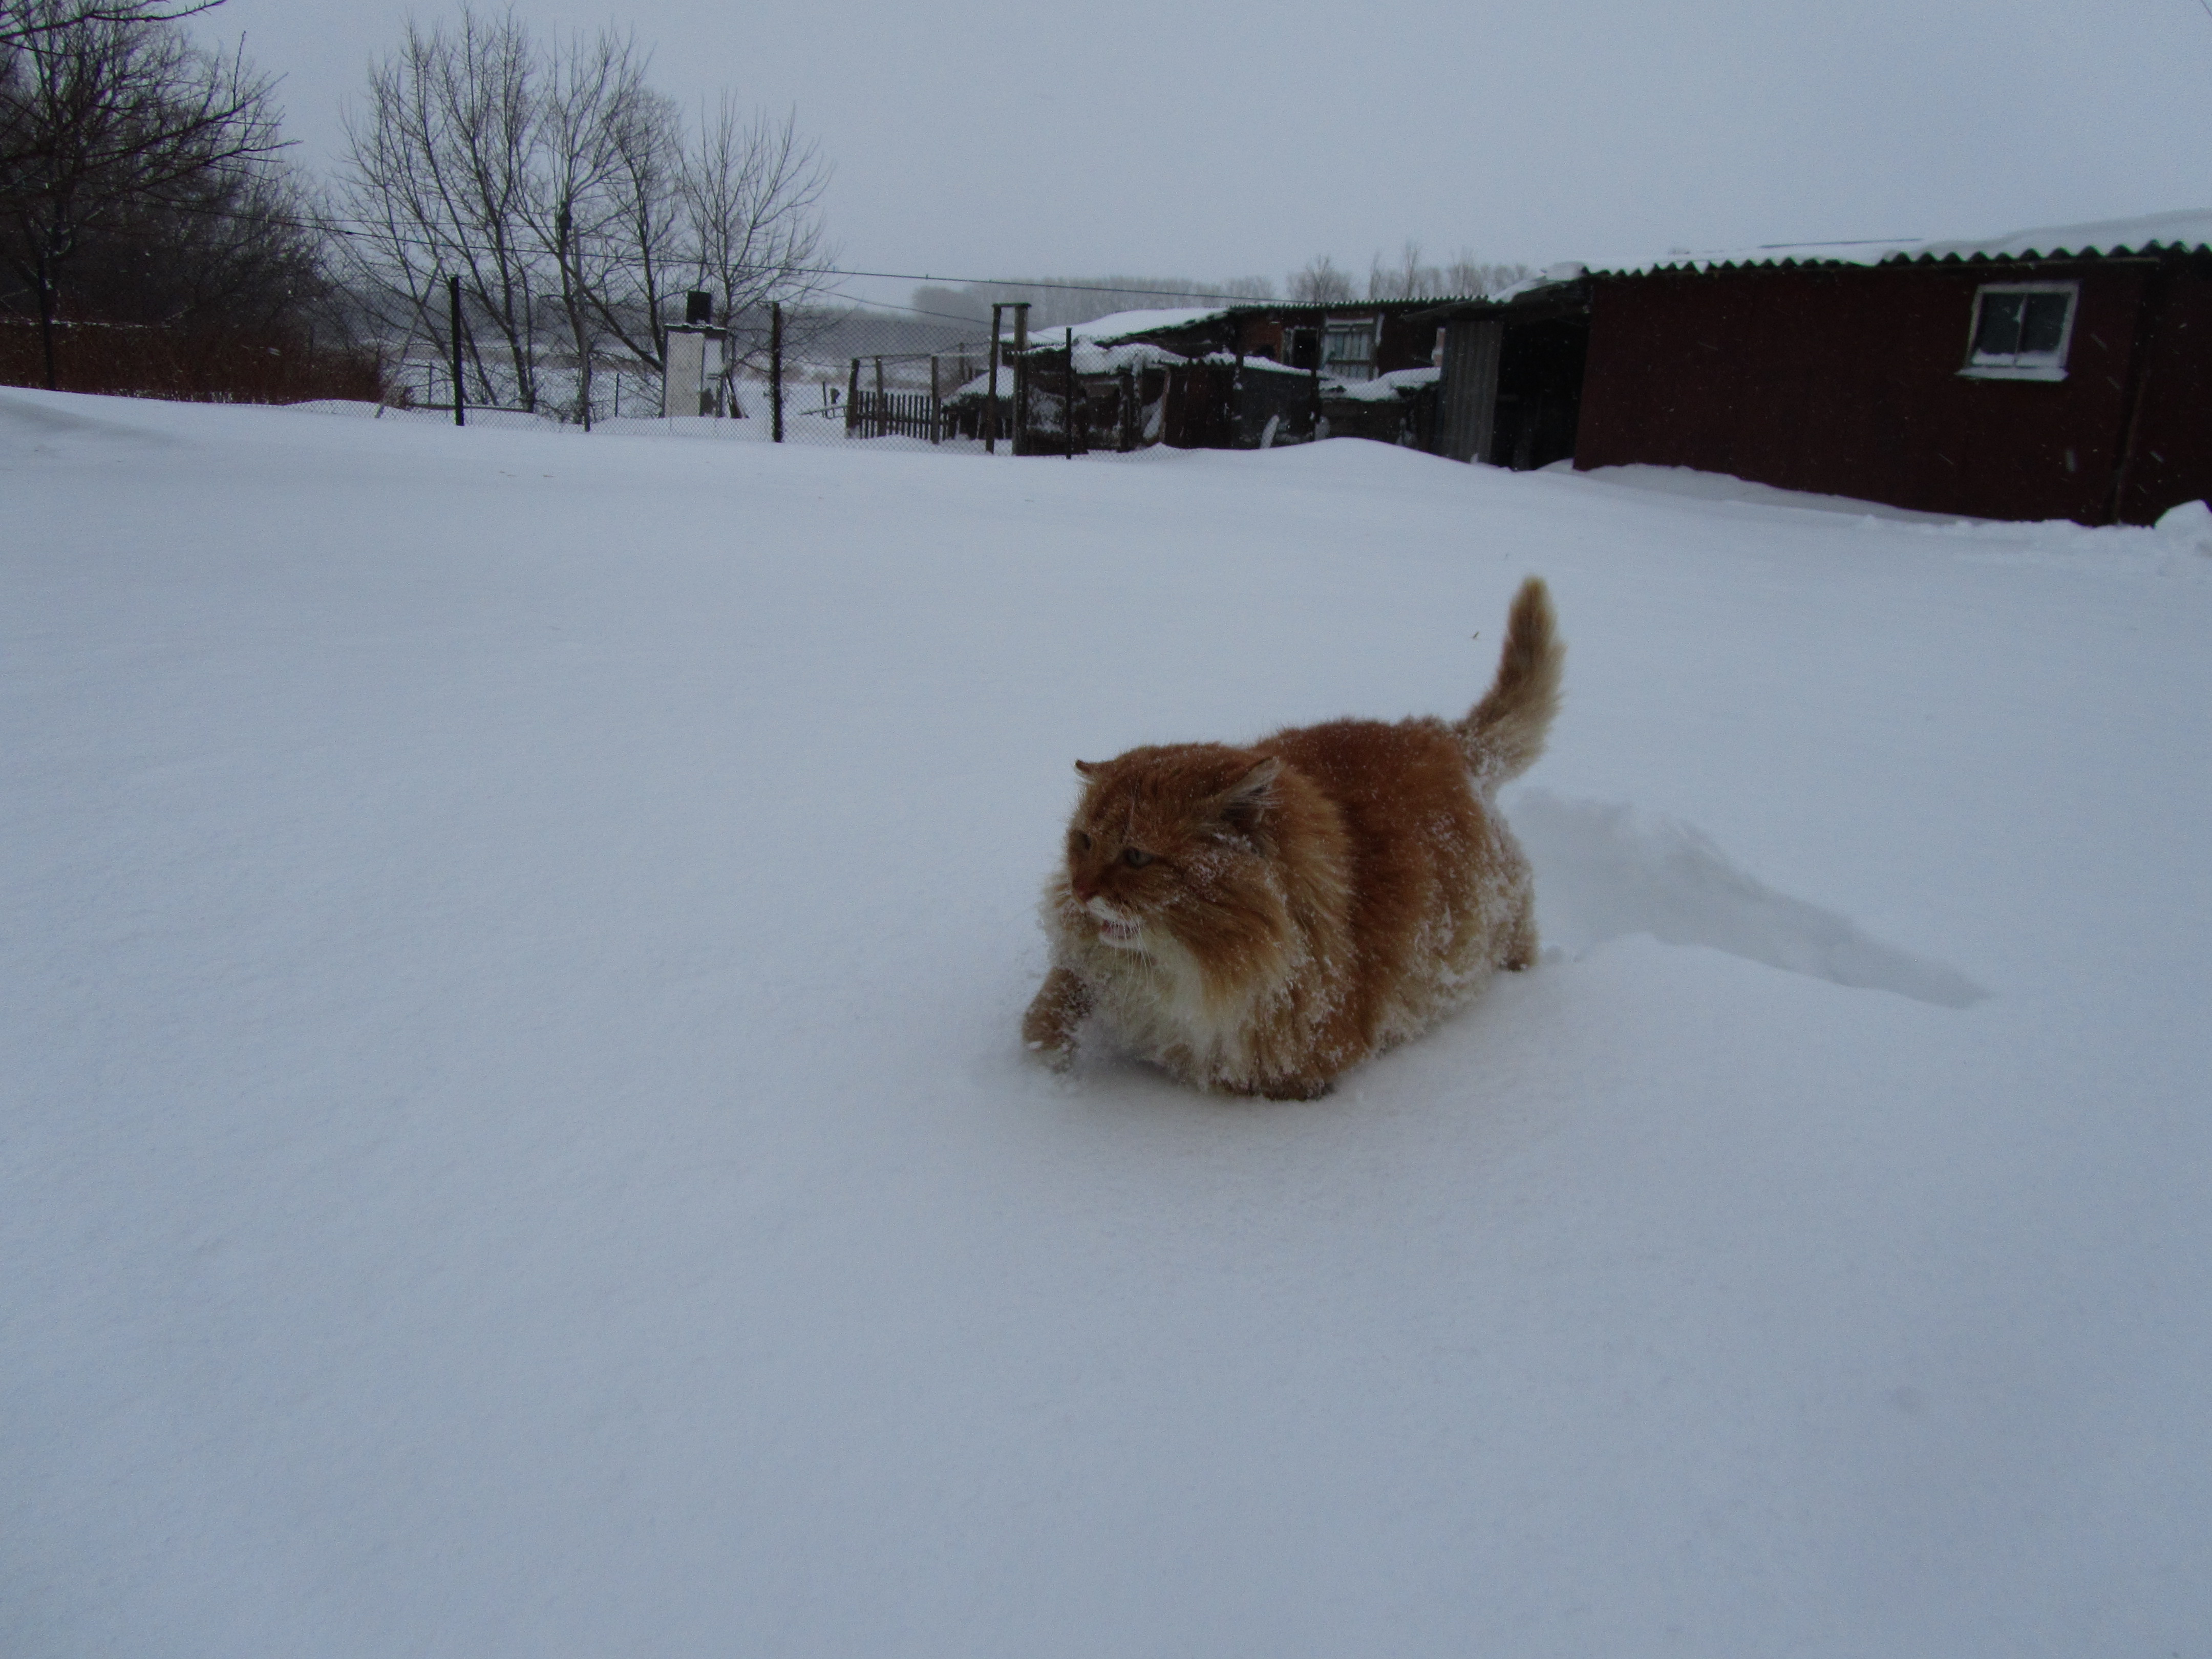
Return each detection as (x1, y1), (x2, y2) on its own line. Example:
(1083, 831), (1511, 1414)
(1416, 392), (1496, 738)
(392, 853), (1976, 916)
(1512, 790), (1985, 1007)
(2155, 497), (2212, 555)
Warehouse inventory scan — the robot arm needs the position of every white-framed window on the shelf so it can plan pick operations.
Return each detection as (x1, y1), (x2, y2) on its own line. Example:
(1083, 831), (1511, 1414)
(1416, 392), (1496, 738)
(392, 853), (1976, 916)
(1322, 319), (1378, 382)
(1961, 281), (2078, 381)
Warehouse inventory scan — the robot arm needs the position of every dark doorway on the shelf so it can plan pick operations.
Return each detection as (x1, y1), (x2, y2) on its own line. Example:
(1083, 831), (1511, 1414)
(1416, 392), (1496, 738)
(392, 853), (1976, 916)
(1488, 318), (1588, 471)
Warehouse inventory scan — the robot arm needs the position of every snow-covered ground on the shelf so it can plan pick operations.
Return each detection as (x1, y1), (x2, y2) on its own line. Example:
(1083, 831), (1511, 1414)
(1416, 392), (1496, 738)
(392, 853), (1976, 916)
(5, 387), (2207, 1656)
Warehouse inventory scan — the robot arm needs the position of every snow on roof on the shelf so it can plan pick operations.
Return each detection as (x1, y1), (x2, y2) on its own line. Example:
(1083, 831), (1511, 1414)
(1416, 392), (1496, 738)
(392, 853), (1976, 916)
(948, 366), (1016, 400)
(1326, 365), (1440, 402)
(1051, 307), (1226, 344)
(1197, 351), (1313, 376)
(1069, 340), (1186, 374)
(1596, 209), (2212, 277)
(1908, 209), (2212, 263)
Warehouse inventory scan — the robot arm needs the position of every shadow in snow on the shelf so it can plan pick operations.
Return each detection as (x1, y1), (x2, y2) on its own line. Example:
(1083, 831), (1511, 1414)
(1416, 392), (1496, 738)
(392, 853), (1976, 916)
(1507, 789), (1985, 1008)
(0, 386), (180, 452)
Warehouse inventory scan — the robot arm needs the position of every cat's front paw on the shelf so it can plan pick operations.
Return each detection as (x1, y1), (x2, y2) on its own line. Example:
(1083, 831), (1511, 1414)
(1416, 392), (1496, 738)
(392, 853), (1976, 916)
(1023, 1031), (1079, 1072)
(1022, 967), (1091, 1069)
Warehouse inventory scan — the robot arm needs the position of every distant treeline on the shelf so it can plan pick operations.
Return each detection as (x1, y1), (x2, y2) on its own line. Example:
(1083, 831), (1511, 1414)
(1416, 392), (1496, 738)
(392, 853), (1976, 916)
(911, 247), (1535, 333)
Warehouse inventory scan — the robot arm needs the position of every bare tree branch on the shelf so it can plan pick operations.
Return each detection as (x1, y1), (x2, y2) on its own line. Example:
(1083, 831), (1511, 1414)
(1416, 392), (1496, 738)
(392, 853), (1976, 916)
(0, 0), (286, 384)
(0, 0), (222, 52)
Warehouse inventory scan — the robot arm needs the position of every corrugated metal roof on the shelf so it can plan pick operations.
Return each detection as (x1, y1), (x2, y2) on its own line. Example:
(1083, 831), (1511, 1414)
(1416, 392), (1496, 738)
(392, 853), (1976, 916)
(1591, 210), (2212, 278)
(1070, 295), (1500, 347)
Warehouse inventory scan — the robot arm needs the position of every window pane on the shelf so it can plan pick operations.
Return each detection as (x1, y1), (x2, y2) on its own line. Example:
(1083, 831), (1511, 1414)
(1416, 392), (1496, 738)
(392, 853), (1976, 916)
(1973, 292), (2025, 357)
(2019, 291), (2071, 355)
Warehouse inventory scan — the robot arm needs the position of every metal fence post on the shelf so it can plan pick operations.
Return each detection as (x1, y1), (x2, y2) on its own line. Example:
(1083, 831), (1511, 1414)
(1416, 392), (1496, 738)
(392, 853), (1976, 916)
(448, 274), (464, 427)
(1065, 327), (1076, 458)
(771, 302), (784, 442)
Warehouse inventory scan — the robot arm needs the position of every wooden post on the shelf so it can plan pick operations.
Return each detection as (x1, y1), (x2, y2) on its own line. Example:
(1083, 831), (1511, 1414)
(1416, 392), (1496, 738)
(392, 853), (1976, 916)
(448, 273), (464, 427)
(770, 301), (784, 442)
(1065, 326), (1076, 458)
(1119, 366), (1135, 451)
(873, 356), (885, 438)
(845, 357), (860, 435)
(929, 356), (941, 444)
(986, 304), (1004, 454)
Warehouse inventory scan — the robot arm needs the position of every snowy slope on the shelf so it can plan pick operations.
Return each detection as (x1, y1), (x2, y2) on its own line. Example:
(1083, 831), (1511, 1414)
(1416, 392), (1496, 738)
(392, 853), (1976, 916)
(4, 389), (2207, 1656)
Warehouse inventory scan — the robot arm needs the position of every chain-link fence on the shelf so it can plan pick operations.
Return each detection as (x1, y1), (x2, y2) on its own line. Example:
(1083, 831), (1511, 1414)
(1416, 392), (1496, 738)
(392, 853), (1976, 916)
(11, 287), (1449, 462)
(378, 329), (1110, 457)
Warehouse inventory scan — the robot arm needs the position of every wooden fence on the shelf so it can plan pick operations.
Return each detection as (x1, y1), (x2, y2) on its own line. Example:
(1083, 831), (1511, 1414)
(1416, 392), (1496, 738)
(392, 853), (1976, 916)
(1, 317), (386, 405)
(845, 388), (943, 441)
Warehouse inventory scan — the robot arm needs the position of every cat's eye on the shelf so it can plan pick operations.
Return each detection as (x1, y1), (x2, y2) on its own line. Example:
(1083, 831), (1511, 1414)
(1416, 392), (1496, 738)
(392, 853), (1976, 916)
(1121, 847), (1154, 868)
(1071, 830), (1092, 851)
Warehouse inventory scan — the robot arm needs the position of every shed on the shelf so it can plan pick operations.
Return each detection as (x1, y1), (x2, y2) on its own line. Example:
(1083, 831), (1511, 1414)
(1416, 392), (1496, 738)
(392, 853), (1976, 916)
(1009, 299), (1473, 454)
(1570, 213), (2212, 525)
(1425, 270), (1594, 470)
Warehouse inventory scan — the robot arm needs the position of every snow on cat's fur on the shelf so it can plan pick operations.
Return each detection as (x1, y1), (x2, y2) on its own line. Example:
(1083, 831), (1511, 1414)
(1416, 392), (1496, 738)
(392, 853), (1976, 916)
(1023, 577), (1564, 1099)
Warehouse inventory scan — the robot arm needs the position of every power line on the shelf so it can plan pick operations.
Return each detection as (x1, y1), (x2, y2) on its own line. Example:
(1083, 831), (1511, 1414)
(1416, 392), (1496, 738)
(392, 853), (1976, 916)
(39, 189), (1279, 310)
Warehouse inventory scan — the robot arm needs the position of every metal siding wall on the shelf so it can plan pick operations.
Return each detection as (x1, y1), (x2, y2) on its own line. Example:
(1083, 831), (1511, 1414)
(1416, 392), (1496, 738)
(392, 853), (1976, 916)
(1438, 321), (1502, 463)
(1575, 265), (2146, 524)
(2115, 260), (2212, 525)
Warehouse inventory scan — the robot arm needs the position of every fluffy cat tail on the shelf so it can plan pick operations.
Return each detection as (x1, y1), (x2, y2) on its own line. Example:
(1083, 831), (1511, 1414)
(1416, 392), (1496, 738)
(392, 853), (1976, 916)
(1457, 577), (1563, 788)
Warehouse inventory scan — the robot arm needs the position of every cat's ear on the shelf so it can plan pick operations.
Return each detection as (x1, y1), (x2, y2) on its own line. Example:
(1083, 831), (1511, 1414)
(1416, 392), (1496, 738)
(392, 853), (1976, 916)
(1216, 756), (1281, 838)
(1073, 759), (1102, 780)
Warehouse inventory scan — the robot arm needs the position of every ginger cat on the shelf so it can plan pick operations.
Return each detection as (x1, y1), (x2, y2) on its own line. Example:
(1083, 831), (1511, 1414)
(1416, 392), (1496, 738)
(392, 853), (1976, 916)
(1022, 577), (1563, 1100)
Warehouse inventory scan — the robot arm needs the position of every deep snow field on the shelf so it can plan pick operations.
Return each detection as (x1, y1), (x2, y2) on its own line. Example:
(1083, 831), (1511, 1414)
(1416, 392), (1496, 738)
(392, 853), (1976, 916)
(5, 387), (2208, 1656)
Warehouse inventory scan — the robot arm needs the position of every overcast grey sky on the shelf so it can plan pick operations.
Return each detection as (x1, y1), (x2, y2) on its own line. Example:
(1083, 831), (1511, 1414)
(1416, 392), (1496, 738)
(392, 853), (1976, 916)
(204, 0), (2212, 307)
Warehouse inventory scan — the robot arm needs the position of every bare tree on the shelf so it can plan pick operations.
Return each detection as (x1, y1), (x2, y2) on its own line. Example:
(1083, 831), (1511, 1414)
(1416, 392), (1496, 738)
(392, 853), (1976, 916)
(1442, 249), (1535, 297)
(585, 76), (680, 381)
(524, 27), (647, 423)
(1368, 240), (1442, 300)
(0, 0), (285, 385)
(683, 98), (830, 392)
(1288, 254), (1355, 304)
(339, 8), (544, 409)
(1294, 244), (1533, 306)
(343, 7), (833, 420)
(60, 141), (326, 328)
